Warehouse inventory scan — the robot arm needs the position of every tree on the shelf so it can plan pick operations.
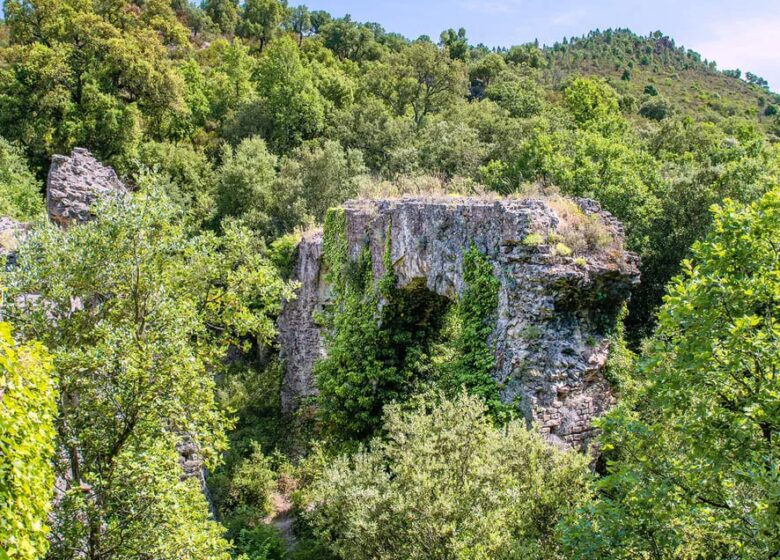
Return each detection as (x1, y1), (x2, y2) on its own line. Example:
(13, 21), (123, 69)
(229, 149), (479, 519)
(0, 0), (185, 170)
(639, 96), (673, 120)
(289, 5), (312, 46)
(203, 0), (240, 35)
(245, 35), (325, 150)
(216, 137), (279, 235)
(137, 140), (217, 226)
(562, 188), (780, 558)
(0, 323), (56, 560)
(4, 182), (294, 560)
(0, 137), (43, 221)
(367, 42), (468, 127)
(745, 71), (769, 89)
(277, 140), (366, 222)
(486, 72), (545, 118)
(469, 53), (507, 89)
(306, 393), (591, 560)
(320, 17), (383, 62)
(564, 78), (625, 135)
(238, 0), (289, 52)
(506, 43), (546, 68)
(439, 27), (468, 60)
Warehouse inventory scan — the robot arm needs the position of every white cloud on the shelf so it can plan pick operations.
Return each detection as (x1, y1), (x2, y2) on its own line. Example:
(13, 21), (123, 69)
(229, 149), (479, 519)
(691, 15), (780, 89)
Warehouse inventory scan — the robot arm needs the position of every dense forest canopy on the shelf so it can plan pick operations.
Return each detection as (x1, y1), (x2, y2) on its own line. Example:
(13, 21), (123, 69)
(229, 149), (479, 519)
(0, 0), (779, 559)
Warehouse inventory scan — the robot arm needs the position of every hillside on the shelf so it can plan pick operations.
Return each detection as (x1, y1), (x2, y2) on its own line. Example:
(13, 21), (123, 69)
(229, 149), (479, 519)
(539, 29), (779, 128)
(1, 2), (779, 560)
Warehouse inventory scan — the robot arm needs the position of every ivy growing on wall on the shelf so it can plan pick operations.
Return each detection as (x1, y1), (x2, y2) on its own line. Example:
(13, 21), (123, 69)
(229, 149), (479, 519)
(314, 211), (507, 445)
(439, 246), (512, 419)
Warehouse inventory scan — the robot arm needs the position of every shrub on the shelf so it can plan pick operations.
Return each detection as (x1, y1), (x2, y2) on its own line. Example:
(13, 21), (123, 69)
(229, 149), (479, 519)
(0, 138), (43, 221)
(235, 524), (287, 560)
(554, 242), (572, 256)
(547, 197), (615, 254)
(0, 324), (56, 560)
(639, 96), (673, 120)
(306, 393), (591, 560)
(523, 232), (545, 245)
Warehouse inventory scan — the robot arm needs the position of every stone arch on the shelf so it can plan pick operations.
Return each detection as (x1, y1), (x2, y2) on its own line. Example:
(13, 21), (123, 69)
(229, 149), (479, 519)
(278, 196), (640, 451)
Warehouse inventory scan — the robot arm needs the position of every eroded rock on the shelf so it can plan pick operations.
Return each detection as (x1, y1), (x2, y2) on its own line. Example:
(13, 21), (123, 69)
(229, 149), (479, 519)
(278, 196), (640, 451)
(46, 148), (126, 226)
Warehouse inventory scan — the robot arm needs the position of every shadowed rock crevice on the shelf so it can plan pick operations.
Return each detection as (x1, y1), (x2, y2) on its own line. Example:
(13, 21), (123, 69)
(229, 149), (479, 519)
(278, 196), (640, 451)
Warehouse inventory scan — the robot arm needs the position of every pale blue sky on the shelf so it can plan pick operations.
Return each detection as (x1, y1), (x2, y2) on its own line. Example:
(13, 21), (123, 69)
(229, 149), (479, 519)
(305, 0), (780, 91)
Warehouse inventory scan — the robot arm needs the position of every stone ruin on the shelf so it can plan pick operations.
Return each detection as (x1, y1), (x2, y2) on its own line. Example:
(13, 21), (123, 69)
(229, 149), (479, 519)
(278, 196), (640, 451)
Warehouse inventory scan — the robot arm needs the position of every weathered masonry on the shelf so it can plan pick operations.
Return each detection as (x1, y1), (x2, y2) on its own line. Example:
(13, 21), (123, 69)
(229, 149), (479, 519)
(278, 196), (640, 451)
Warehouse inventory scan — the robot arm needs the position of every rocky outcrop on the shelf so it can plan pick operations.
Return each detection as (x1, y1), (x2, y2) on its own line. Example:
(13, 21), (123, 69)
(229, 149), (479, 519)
(0, 217), (28, 269)
(47, 148), (126, 226)
(278, 231), (326, 413)
(278, 196), (640, 451)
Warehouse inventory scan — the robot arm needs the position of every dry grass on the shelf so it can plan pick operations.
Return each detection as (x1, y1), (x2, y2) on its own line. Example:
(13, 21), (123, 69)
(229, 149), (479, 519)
(355, 174), (492, 200)
(0, 230), (18, 253)
(545, 196), (617, 254)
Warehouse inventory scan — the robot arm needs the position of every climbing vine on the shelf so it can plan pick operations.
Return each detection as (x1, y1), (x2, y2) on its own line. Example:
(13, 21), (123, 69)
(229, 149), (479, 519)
(441, 246), (511, 419)
(314, 215), (507, 445)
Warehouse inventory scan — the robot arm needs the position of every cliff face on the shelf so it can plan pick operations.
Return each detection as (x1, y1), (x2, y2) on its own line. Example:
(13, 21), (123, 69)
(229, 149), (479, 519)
(279, 196), (640, 451)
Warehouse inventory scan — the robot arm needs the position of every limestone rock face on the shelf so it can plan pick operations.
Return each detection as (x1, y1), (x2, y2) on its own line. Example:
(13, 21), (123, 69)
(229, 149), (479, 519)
(278, 231), (326, 413)
(46, 148), (126, 226)
(278, 196), (640, 451)
(0, 217), (28, 268)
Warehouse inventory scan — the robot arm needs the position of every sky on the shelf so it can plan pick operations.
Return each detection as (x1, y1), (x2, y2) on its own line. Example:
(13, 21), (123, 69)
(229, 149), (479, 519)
(304, 0), (780, 91)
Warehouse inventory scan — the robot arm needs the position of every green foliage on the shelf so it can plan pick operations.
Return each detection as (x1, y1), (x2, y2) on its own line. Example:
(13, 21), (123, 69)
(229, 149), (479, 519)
(564, 78), (625, 135)
(0, 138), (43, 221)
(439, 27), (468, 60)
(486, 72), (545, 118)
(245, 35), (325, 151)
(137, 141), (216, 225)
(238, 0), (289, 51)
(236, 524), (287, 560)
(214, 441), (277, 538)
(315, 220), (510, 443)
(562, 188), (780, 558)
(523, 232), (545, 245)
(216, 137), (280, 236)
(440, 246), (507, 415)
(315, 212), (450, 443)
(0, 323), (56, 560)
(366, 41), (468, 126)
(1, 6), (780, 555)
(639, 95), (673, 120)
(204, 0), (240, 35)
(0, 0), (185, 169)
(3, 181), (294, 559)
(306, 393), (591, 560)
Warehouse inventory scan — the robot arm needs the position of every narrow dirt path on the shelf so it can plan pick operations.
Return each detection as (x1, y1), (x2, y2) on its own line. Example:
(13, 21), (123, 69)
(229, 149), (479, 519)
(265, 491), (296, 549)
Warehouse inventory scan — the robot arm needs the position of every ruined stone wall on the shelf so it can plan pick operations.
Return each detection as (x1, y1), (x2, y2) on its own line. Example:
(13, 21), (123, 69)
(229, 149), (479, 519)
(278, 196), (640, 451)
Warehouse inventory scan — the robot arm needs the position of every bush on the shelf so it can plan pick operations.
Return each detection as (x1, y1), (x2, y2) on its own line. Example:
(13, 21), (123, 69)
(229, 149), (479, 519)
(0, 324), (56, 560)
(0, 138), (43, 221)
(235, 524), (287, 560)
(305, 393), (591, 560)
(639, 96), (673, 120)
